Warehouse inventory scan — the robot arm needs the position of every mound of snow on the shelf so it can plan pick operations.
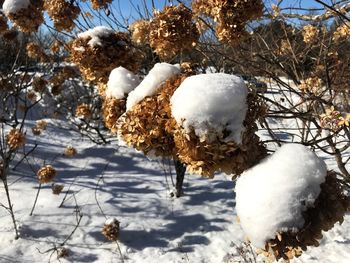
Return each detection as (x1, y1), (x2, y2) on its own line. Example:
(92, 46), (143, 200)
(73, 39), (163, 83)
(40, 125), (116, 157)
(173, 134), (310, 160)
(77, 26), (116, 47)
(3, 0), (30, 14)
(170, 73), (247, 143)
(126, 63), (180, 110)
(106, 67), (140, 99)
(235, 144), (327, 248)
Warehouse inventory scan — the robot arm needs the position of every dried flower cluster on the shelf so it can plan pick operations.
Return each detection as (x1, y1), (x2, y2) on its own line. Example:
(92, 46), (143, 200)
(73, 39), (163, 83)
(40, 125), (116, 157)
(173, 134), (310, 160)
(0, 77), (14, 91)
(44, 0), (80, 32)
(299, 77), (323, 95)
(192, 0), (264, 43)
(320, 106), (350, 131)
(37, 165), (57, 184)
(50, 41), (61, 54)
(4, 0), (44, 33)
(32, 119), (47, 136)
(258, 171), (350, 261)
(64, 146), (77, 157)
(26, 42), (48, 62)
(0, 13), (8, 33)
(130, 19), (150, 45)
(102, 98), (126, 133)
(102, 218), (120, 241)
(333, 22), (350, 42)
(52, 183), (64, 195)
(171, 93), (267, 177)
(32, 77), (48, 93)
(90, 0), (112, 10)
(302, 25), (318, 44)
(278, 39), (292, 56)
(118, 76), (185, 157)
(149, 5), (199, 60)
(6, 128), (25, 150)
(1, 28), (18, 41)
(75, 103), (92, 119)
(49, 66), (79, 95)
(70, 30), (141, 83)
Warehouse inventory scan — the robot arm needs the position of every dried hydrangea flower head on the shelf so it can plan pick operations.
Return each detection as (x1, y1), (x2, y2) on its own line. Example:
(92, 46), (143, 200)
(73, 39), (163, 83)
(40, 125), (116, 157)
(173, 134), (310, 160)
(64, 146), (77, 157)
(44, 0), (80, 32)
(37, 165), (56, 184)
(90, 0), (112, 10)
(1, 27), (17, 41)
(192, 0), (264, 44)
(319, 106), (348, 132)
(0, 13), (8, 33)
(69, 26), (142, 83)
(302, 25), (318, 44)
(32, 77), (47, 93)
(258, 172), (350, 261)
(102, 67), (140, 133)
(102, 218), (120, 241)
(75, 103), (92, 119)
(170, 73), (267, 177)
(118, 75), (186, 157)
(6, 128), (25, 150)
(129, 19), (150, 45)
(26, 42), (48, 62)
(299, 77), (323, 95)
(52, 183), (64, 195)
(2, 0), (44, 33)
(235, 144), (350, 261)
(149, 4), (199, 60)
(333, 22), (350, 42)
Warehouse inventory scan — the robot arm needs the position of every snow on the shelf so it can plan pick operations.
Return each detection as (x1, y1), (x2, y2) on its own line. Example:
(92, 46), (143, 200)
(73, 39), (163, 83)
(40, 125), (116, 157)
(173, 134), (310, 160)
(170, 73), (248, 143)
(106, 67), (140, 99)
(235, 143), (328, 248)
(2, 0), (30, 14)
(126, 63), (180, 110)
(105, 217), (119, 225)
(77, 26), (116, 47)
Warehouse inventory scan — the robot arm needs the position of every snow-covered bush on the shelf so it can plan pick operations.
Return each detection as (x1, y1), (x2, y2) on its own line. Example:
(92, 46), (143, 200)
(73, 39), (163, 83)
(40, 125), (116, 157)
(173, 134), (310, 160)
(235, 144), (350, 261)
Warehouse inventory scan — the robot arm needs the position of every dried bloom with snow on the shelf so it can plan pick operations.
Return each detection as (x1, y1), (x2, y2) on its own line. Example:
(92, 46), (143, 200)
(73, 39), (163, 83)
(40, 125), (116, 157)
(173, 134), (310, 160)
(129, 19), (150, 45)
(333, 22), (350, 42)
(192, 0), (264, 44)
(37, 165), (57, 184)
(170, 73), (266, 177)
(2, 0), (44, 33)
(69, 26), (142, 83)
(102, 218), (120, 241)
(75, 103), (92, 119)
(236, 144), (350, 261)
(26, 42), (48, 62)
(64, 146), (77, 157)
(90, 0), (112, 10)
(302, 25), (318, 44)
(44, 0), (80, 32)
(149, 4), (199, 60)
(36, 120), (48, 130)
(52, 183), (64, 195)
(299, 77), (323, 95)
(6, 128), (25, 150)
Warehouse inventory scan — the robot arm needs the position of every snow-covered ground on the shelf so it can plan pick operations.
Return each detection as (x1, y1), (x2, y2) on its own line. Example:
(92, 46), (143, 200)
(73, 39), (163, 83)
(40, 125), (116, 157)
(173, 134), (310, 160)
(1, 82), (350, 262)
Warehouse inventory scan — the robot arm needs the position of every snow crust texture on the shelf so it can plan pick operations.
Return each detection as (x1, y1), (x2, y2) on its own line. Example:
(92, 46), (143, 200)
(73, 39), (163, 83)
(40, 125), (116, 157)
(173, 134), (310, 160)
(126, 63), (180, 110)
(235, 143), (327, 248)
(106, 67), (140, 99)
(170, 73), (248, 143)
(77, 26), (116, 47)
(3, 0), (30, 14)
